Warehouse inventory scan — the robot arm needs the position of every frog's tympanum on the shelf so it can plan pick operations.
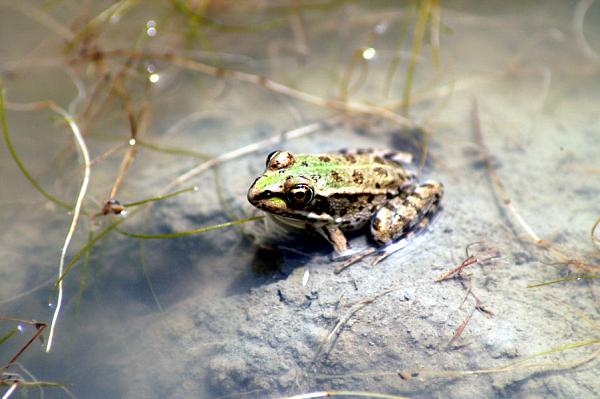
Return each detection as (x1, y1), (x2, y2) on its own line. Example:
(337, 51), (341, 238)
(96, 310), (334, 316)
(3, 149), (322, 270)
(247, 149), (443, 254)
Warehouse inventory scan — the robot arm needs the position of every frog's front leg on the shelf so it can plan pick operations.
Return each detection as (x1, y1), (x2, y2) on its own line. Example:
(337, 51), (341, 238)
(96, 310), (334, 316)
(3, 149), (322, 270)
(319, 224), (349, 253)
(371, 181), (444, 245)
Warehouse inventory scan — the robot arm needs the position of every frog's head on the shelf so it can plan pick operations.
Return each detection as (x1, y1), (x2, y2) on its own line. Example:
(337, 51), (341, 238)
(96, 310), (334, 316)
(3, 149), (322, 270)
(247, 151), (317, 218)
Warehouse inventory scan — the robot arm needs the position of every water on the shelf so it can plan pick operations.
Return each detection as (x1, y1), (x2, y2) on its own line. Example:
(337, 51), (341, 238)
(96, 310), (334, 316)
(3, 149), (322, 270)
(1, 1), (599, 398)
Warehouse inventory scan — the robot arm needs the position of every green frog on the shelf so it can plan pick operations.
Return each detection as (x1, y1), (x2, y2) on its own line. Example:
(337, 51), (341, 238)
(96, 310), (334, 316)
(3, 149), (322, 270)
(247, 149), (443, 257)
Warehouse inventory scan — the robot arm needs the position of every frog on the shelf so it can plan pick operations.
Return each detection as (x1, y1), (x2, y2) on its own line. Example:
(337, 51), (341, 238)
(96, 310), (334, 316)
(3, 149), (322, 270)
(247, 149), (443, 258)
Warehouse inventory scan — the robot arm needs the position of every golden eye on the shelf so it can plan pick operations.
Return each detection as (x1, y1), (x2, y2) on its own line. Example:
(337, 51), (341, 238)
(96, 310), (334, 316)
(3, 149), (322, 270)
(285, 183), (314, 208)
(265, 151), (280, 167)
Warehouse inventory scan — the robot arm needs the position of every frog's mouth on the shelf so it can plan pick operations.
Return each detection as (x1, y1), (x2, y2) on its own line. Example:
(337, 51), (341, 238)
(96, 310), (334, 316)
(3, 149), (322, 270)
(248, 185), (333, 224)
(247, 184), (288, 214)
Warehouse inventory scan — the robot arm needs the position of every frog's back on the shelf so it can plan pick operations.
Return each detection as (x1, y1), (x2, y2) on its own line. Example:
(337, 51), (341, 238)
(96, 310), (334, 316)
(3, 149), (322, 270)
(295, 150), (415, 195)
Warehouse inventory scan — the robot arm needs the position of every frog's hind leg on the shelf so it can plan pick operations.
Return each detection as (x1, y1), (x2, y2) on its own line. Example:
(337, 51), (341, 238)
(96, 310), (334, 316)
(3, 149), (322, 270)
(335, 181), (443, 273)
(371, 180), (444, 246)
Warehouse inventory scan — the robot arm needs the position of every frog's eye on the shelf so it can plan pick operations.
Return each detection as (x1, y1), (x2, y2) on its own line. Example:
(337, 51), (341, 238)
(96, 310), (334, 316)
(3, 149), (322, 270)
(285, 183), (315, 208)
(265, 151), (280, 167)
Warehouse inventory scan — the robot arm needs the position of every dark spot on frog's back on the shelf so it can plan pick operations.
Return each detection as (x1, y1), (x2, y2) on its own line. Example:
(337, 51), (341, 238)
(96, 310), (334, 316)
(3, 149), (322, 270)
(374, 167), (388, 177)
(330, 170), (343, 182)
(318, 155), (331, 162)
(374, 156), (385, 164)
(344, 154), (357, 163)
(352, 170), (364, 184)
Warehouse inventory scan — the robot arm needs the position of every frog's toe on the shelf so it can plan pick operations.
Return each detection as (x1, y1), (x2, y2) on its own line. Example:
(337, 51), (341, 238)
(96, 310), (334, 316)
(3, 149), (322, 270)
(330, 244), (366, 261)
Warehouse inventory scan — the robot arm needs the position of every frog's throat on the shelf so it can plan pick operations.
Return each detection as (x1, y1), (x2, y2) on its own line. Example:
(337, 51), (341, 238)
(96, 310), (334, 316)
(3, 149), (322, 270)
(267, 212), (333, 230)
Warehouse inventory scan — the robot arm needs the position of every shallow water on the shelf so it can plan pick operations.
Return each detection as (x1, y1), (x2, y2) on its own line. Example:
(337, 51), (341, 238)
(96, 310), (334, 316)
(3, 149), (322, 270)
(1, 1), (599, 398)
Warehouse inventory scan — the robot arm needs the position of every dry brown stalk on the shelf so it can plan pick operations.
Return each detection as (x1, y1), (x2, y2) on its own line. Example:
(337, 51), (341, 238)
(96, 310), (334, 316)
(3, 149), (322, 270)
(76, 49), (416, 128)
(163, 116), (342, 194)
(312, 289), (395, 362)
(287, 6), (309, 59)
(435, 255), (478, 282)
(107, 104), (147, 200)
(471, 98), (599, 272)
(1, 322), (47, 375)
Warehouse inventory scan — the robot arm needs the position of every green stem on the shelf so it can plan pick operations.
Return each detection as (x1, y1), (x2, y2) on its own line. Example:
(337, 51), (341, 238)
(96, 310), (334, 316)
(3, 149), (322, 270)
(402, 0), (432, 116)
(118, 216), (263, 239)
(527, 275), (600, 288)
(0, 89), (72, 209)
(123, 186), (197, 207)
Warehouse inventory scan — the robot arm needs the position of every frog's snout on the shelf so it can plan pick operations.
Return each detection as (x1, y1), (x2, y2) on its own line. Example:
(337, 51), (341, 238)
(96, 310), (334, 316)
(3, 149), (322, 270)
(247, 177), (264, 206)
(247, 180), (288, 214)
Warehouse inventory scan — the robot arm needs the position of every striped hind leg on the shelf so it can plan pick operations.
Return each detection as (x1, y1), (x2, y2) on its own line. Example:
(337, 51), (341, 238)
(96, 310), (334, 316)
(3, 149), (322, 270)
(370, 181), (444, 246)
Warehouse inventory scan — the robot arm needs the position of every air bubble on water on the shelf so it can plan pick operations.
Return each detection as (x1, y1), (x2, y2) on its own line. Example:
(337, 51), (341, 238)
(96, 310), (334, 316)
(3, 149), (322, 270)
(362, 47), (376, 60)
(17, 324), (25, 333)
(146, 20), (157, 37)
(374, 21), (389, 34)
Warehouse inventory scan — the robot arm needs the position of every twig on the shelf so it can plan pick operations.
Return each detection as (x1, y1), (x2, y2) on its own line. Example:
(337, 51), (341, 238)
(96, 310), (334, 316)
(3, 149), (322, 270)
(117, 216), (263, 239)
(448, 304), (477, 346)
(0, 276), (54, 306)
(1, 321), (47, 374)
(527, 275), (600, 288)
(316, 341), (600, 382)
(436, 245), (501, 282)
(0, 97), (72, 209)
(10, 363), (42, 399)
(2, 382), (18, 399)
(67, 0), (140, 50)
(313, 289), (394, 362)
(472, 99), (541, 242)
(333, 247), (377, 274)
(435, 255), (478, 282)
(1, 91), (92, 351)
(45, 108), (91, 353)
(401, 0), (432, 115)
(77, 50), (416, 128)
(163, 116), (341, 194)
(471, 98), (598, 272)
(108, 104), (146, 200)
(288, 7), (309, 59)
(90, 142), (128, 166)
(277, 391), (408, 399)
